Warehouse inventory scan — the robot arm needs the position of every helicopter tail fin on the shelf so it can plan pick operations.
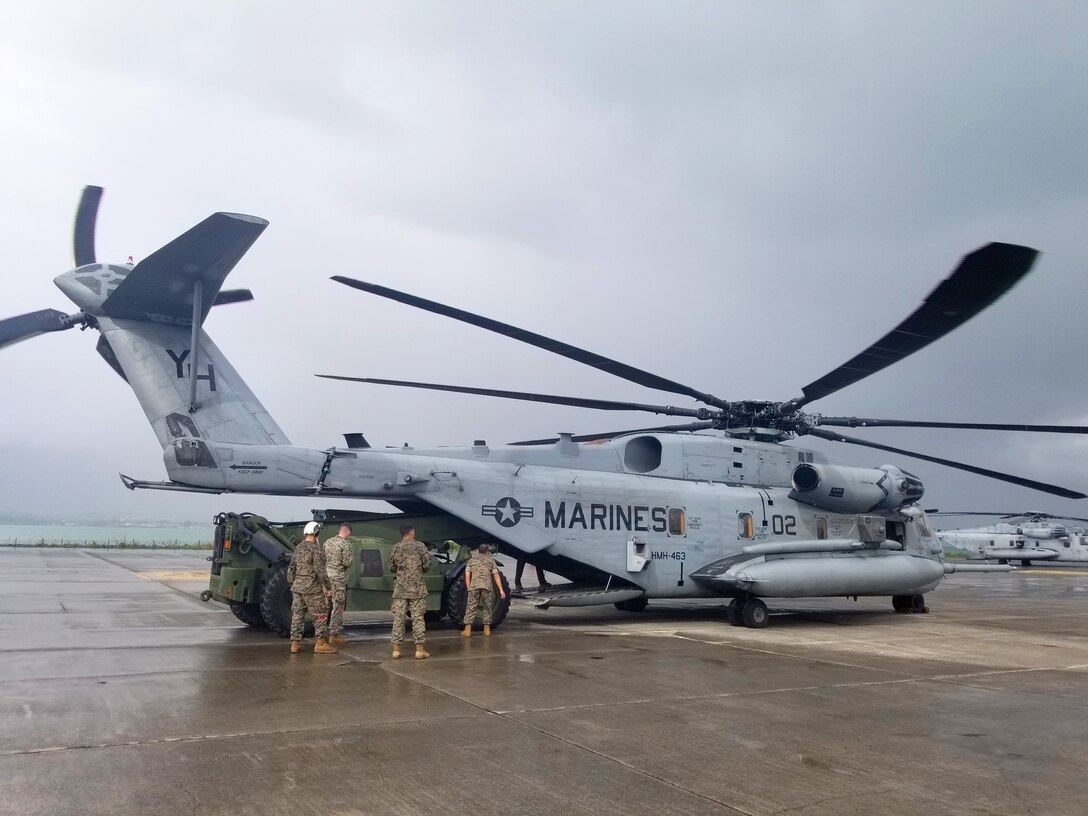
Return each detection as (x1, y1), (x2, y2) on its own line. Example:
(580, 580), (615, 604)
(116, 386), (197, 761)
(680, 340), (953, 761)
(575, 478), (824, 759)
(98, 320), (289, 453)
(85, 210), (290, 469)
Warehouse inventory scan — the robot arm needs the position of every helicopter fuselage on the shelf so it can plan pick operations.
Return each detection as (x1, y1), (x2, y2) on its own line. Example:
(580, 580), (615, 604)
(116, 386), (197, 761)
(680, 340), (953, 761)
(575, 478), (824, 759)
(149, 431), (947, 602)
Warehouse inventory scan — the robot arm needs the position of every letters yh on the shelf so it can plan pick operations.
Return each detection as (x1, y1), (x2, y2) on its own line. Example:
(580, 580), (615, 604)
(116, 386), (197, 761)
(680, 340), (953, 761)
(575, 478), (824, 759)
(167, 349), (217, 392)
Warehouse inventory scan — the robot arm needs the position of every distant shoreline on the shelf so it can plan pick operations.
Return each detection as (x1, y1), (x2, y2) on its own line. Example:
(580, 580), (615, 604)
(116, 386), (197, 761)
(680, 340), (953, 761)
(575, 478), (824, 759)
(0, 542), (212, 550)
(0, 523), (211, 548)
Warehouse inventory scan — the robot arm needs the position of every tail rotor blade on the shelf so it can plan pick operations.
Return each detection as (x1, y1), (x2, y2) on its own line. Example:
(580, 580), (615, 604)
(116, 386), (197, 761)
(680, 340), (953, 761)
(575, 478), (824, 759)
(0, 309), (78, 350)
(73, 185), (104, 267)
(213, 288), (254, 306)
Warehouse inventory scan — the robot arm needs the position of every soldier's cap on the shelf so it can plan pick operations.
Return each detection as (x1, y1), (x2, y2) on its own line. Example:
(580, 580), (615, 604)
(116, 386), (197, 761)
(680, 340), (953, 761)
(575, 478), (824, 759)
(304, 521), (322, 536)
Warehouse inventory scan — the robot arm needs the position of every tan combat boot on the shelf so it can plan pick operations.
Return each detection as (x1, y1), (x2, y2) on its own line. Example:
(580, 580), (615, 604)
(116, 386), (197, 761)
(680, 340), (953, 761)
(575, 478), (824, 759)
(313, 638), (339, 654)
(483, 624), (492, 637)
(290, 640), (303, 654)
(461, 625), (472, 638)
(415, 645), (430, 660)
(329, 634), (348, 646)
(391, 644), (401, 659)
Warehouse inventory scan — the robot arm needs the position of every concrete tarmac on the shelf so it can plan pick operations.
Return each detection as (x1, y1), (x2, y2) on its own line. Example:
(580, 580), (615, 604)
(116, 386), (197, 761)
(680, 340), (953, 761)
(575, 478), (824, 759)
(2, 548), (1087, 816)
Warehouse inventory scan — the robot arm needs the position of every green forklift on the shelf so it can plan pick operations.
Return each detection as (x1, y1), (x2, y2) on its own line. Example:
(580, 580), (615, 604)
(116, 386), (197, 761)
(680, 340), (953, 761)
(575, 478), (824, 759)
(200, 508), (512, 635)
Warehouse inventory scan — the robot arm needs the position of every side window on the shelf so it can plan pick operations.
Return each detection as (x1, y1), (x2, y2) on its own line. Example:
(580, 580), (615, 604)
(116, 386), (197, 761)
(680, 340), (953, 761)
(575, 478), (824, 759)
(816, 517), (828, 540)
(738, 512), (754, 539)
(668, 508), (686, 536)
(360, 549), (384, 577)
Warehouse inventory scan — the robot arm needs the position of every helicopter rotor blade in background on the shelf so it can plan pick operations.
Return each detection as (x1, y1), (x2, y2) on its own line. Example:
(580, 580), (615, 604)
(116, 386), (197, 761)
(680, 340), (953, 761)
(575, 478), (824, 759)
(927, 511), (1088, 523)
(805, 427), (1085, 500)
(814, 416), (1088, 434)
(330, 276), (729, 409)
(0, 309), (79, 350)
(73, 185), (104, 267)
(508, 421), (718, 446)
(316, 375), (712, 419)
(787, 243), (1039, 411)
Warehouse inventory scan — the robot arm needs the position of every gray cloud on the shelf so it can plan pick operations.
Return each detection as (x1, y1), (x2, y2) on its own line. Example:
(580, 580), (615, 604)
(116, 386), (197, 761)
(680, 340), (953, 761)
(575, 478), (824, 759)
(1, 1), (1085, 523)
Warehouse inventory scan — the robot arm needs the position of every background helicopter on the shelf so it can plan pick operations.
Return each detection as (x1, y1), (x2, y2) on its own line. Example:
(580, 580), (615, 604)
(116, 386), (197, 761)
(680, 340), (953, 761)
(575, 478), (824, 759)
(933, 512), (1088, 565)
(1, 187), (1085, 627)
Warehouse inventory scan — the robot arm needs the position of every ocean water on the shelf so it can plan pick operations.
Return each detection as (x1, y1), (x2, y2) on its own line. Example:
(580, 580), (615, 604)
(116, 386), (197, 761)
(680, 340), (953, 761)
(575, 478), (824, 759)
(0, 524), (212, 547)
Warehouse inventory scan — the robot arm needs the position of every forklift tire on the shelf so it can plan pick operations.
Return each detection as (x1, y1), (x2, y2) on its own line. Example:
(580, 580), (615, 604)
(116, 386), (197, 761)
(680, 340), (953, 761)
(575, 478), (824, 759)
(445, 572), (512, 630)
(260, 565), (313, 638)
(230, 602), (266, 628)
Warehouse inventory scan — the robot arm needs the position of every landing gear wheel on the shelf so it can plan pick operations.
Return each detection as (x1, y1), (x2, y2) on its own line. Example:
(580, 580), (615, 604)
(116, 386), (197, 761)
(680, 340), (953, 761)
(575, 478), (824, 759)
(910, 594), (929, 614)
(614, 597), (648, 613)
(260, 565), (313, 639)
(892, 595), (911, 613)
(445, 570), (512, 631)
(726, 598), (744, 626)
(741, 598), (769, 628)
(423, 610), (444, 623)
(229, 602), (265, 627)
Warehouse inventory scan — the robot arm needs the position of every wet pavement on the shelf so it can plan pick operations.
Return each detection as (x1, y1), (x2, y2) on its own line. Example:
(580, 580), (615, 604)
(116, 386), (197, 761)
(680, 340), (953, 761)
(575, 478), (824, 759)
(2, 548), (1087, 815)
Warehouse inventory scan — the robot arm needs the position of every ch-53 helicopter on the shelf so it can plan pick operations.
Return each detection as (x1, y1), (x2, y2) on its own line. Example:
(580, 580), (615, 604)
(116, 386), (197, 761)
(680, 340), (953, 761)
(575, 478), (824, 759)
(3, 187), (1086, 628)
(933, 512), (1088, 566)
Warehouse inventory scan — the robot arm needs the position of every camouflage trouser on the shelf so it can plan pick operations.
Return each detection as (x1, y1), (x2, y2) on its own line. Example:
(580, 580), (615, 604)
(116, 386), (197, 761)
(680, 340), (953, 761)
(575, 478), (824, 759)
(390, 597), (426, 645)
(463, 587), (494, 625)
(329, 582), (347, 634)
(290, 590), (330, 641)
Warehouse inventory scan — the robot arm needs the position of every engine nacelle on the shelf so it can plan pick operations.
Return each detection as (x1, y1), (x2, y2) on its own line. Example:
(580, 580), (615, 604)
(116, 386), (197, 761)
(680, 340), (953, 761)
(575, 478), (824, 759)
(1017, 523), (1067, 540)
(790, 463), (923, 513)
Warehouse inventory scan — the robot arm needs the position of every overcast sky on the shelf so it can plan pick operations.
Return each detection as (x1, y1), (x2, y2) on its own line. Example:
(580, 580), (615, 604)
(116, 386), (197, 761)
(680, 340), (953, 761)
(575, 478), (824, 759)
(0, 1), (1085, 524)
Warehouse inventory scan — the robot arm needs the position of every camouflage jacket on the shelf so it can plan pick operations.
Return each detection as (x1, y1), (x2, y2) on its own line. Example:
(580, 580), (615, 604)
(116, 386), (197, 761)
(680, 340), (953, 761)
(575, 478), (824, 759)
(466, 553), (499, 591)
(323, 535), (353, 585)
(287, 538), (330, 594)
(389, 538), (432, 599)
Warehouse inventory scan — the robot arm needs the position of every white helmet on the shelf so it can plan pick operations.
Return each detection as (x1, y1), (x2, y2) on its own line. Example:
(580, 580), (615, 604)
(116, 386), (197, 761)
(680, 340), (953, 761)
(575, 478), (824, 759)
(303, 521), (322, 536)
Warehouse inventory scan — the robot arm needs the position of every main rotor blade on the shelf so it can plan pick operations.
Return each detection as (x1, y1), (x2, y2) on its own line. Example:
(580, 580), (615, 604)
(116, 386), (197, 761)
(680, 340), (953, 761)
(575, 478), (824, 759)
(509, 421), (717, 446)
(73, 185), (104, 267)
(805, 427), (1085, 499)
(815, 416), (1088, 434)
(331, 276), (728, 409)
(316, 375), (711, 419)
(789, 243), (1039, 410)
(0, 309), (76, 350)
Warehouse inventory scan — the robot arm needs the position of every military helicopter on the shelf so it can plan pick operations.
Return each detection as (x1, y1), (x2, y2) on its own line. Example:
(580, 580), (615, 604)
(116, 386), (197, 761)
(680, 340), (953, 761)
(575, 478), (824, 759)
(933, 512), (1088, 565)
(3, 187), (1086, 628)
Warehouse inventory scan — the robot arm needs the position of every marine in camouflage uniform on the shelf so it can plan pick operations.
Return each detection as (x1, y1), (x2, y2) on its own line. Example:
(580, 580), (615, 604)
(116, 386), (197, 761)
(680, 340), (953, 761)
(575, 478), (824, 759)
(323, 523), (354, 643)
(461, 544), (506, 637)
(389, 524), (433, 659)
(287, 525), (333, 651)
